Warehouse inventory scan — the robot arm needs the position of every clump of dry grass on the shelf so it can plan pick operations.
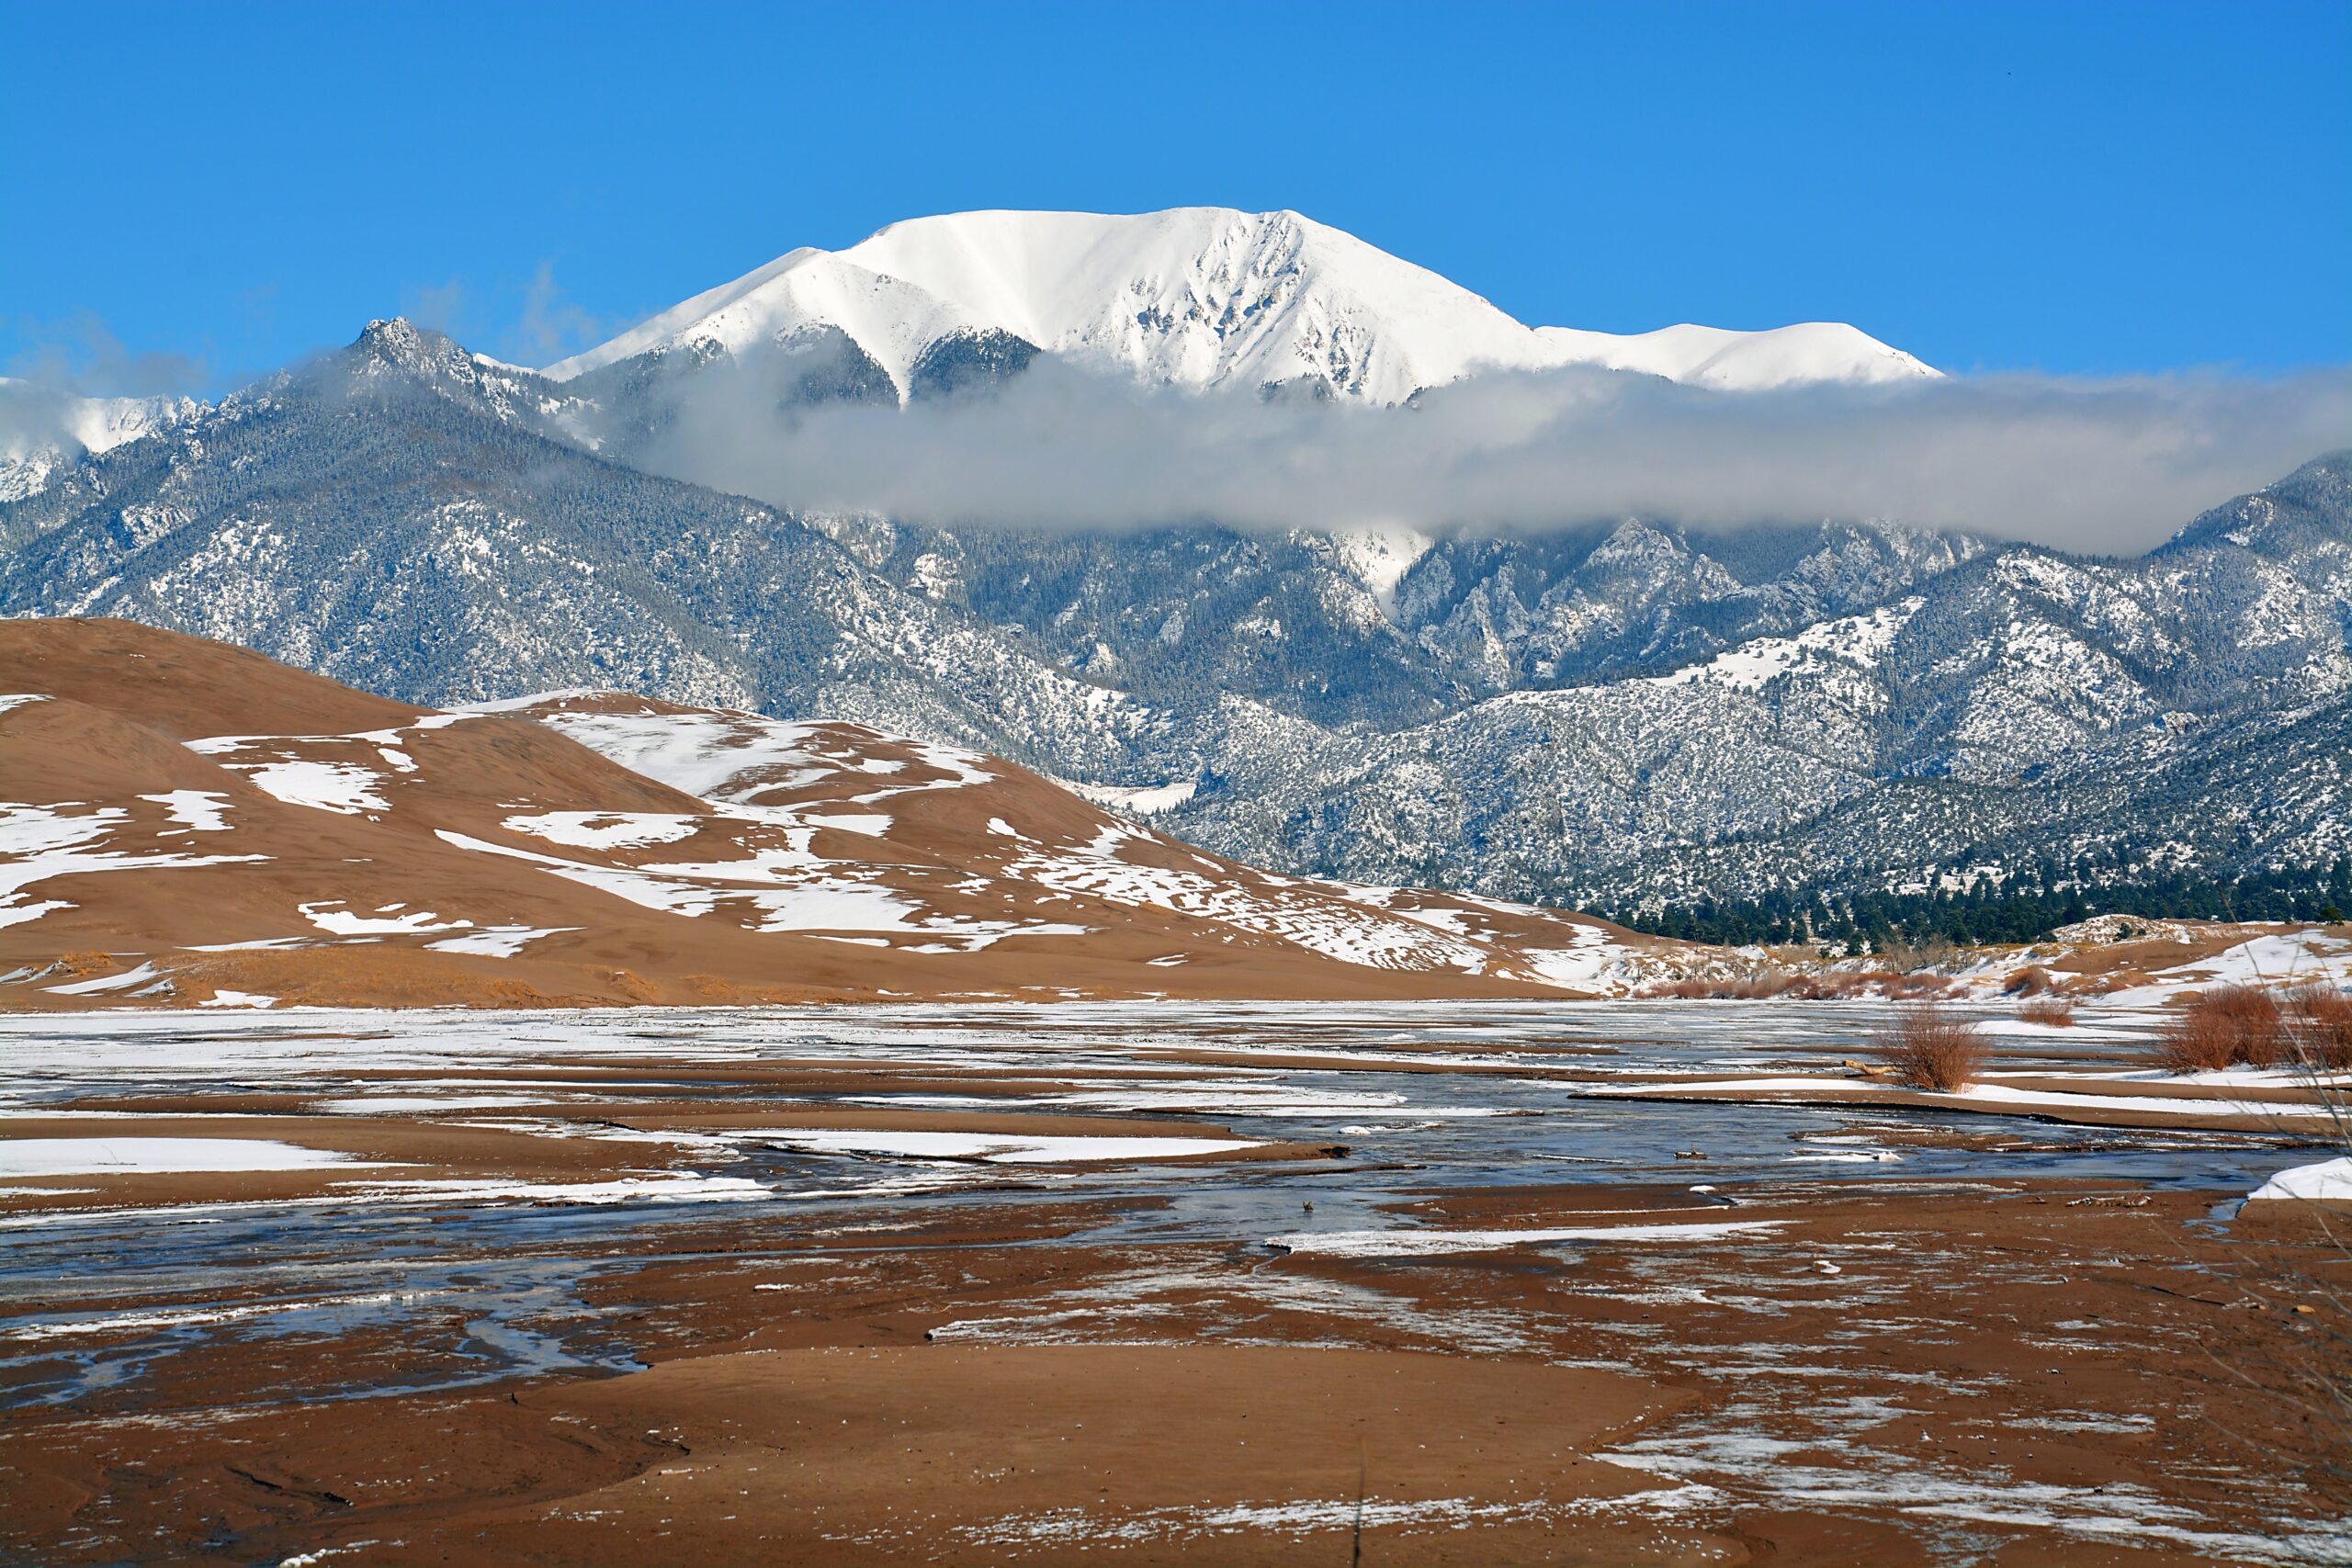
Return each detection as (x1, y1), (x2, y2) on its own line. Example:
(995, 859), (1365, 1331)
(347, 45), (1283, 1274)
(2017, 997), (2075, 1027)
(1880, 972), (1957, 1001)
(1639, 970), (1809, 1000)
(1781, 973), (1866, 1000)
(2004, 963), (2055, 997)
(2154, 984), (2285, 1074)
(2284, 984), (2352, 1071)
(1872, 1003), (1991, 1090)
(1640, 969), (1963, 1004)
(1640, 977), (1714, 999)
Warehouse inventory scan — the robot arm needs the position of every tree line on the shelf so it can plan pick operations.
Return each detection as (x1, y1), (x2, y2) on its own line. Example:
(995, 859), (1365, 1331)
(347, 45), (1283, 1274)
(1594, 857), (2352, 953)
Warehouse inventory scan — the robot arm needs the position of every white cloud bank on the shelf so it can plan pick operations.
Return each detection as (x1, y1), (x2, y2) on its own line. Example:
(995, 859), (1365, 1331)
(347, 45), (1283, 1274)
(635, 357), (2352, 551)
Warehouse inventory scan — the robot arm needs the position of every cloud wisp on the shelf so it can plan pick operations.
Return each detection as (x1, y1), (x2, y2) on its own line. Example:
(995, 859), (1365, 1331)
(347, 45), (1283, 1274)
(2, 309), (208, 400)
(629, 356), (2352, 551)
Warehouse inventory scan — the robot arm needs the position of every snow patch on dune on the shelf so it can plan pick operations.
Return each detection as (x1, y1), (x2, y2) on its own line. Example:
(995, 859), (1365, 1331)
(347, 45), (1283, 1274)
(241, 760), (388, 816)
(300, 902), (468, 937)
(423, 926), (574, 957)
(501, 810), (702, 850)
(0, 804), (268, 930)
(138, 790), (232, 833)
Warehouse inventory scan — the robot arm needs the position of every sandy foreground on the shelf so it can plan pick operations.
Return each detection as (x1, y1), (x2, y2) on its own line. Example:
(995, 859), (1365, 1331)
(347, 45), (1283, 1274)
(3, 1001), (2348, 1565)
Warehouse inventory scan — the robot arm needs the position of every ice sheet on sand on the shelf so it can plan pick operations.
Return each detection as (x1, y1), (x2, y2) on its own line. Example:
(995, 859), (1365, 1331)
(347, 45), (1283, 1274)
(200, 990), (277, 1009)
(2248, 1157), (2352, 1201)
(240, 760), (388, 815)
(0, 1137), (368, 1178)
(1954, 1081), (2335, 1122)
(760, 1128), (1266, 1164)
(6, 1290), (416, 1343)
(2109, 1066), (2352, 1088)
(1269, 1219), (1793, 1256)
(318, 1094), (551, 1113)
(342, 1174), (768, 1205)
(1589, 1075), (2335, 1122)
(424, 926), (573, 957)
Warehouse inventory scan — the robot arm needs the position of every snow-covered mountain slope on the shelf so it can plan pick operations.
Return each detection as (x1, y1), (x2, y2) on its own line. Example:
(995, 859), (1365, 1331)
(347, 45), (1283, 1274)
(543, 208), (1936, 402)
(0, 620), (1719, 1008)
(2, 320), (2339, 917)
(0, 379), (204, 503)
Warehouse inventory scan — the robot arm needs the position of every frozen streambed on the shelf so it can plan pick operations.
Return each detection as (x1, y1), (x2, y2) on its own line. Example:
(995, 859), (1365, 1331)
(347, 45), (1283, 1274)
(0, 998), (2324, 1410)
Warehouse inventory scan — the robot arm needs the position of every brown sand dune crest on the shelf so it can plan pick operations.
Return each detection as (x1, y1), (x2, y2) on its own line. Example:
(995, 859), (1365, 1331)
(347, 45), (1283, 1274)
(1, 619), (1713, 1009)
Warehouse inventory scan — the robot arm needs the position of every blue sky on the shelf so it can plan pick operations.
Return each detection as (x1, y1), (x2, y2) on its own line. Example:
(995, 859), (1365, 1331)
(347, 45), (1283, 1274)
(6, 0), (2347, 396)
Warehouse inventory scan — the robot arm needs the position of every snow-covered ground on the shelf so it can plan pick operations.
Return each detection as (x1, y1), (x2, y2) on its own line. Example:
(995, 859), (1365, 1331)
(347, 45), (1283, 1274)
(2247, 1156), (2352, 1201)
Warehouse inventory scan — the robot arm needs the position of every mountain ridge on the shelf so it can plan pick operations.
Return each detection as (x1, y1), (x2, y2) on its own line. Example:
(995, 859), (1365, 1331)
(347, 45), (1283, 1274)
(0, 319), (2340, 922)
(542, 207), (1937, 402)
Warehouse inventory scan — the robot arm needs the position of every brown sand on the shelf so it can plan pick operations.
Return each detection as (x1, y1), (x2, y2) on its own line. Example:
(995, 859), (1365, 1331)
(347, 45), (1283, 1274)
(0, 617), (1715, 1010)
(7, 1171), (2342, 1565)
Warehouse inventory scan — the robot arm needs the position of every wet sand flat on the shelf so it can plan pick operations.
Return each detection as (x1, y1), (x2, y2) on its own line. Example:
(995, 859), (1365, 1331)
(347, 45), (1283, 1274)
(2, 1000), (2346, 1564)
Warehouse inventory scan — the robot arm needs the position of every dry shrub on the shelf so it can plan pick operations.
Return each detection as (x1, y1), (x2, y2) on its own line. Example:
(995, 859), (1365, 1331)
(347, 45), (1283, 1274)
(2017, 997), (2075, 1027)
(1639, 971), (1803, 1000)
(1641, 978), (1715, 999)
(1642, 970), (1917, 1003)
(1881, 972), (1956, 1001)
(2284, 984), (2352, 1071)
(1722, 971), (1796, 1000)
(1873, 1003), (1991, 1090)
(2154, 984), (2285, 1074)
(2004, 963), (2055, 997)
(1782, 973), (1864, 1000)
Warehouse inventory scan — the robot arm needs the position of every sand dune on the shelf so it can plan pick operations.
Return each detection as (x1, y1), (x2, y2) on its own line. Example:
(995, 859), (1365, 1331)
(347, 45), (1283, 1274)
(0, 619), (1713, 1009)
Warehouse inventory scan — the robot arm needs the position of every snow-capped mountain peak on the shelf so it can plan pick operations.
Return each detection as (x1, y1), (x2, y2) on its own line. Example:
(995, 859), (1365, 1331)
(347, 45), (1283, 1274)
(0, 377), (205, 503)
(542, 207), (1938, 402)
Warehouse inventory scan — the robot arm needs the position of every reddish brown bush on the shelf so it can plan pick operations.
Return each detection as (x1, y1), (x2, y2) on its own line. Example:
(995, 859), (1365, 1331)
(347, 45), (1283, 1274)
(1781, 973), (1865, 1000)
(2004, 964), (2054, 997)
(1640, 978), (1714, 999)
(1638, 971), (1804, 1000)
(2017, 997), (2075, 1027)
(2284, 984), (2352, 1071)
(1881, 973), (1956, 1001)
(1722, 972), (1796, 1000)
(1873, 1003), (1991, 1090)
(2154, 985), (2285, 1074)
